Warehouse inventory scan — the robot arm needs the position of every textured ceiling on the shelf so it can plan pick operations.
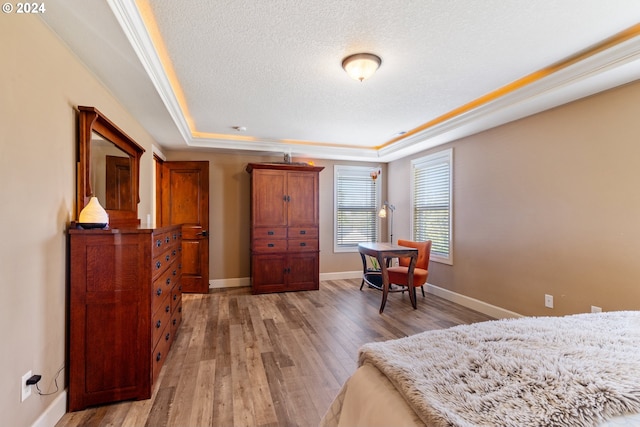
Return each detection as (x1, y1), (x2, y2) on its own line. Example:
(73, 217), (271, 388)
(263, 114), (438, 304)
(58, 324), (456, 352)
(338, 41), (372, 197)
(40, 1), (640, 161)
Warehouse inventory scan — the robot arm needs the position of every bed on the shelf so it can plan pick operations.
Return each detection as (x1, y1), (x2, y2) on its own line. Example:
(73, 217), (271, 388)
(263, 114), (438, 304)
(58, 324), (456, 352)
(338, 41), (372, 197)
(321, 311), (640, 427)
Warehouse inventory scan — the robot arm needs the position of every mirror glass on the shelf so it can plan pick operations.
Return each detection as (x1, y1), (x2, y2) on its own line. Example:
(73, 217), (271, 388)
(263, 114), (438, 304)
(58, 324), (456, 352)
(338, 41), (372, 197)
(90, 131), (133, 211)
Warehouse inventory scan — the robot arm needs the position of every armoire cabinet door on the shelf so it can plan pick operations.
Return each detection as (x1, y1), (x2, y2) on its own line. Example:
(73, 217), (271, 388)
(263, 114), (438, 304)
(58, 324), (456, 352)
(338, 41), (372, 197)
(252, 169), (287, 227)
(287, 171), (318, 226)
(287, 252), (319, 290)
(251, 253), (288, 292)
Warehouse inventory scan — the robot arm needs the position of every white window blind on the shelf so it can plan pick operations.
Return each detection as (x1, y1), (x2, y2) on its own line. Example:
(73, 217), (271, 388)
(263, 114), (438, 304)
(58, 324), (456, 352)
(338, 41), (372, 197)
(334, 165), (380, 252)
(412, 149), (452, 264)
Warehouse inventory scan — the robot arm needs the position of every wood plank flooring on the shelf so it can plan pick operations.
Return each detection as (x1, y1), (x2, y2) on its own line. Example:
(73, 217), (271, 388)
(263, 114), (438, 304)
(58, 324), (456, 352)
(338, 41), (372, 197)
(56, 278), (493, 427)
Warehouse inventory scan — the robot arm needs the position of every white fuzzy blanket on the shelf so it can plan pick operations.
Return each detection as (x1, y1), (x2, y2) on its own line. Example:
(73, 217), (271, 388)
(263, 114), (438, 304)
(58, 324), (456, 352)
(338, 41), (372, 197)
(358, 312), (640, 427)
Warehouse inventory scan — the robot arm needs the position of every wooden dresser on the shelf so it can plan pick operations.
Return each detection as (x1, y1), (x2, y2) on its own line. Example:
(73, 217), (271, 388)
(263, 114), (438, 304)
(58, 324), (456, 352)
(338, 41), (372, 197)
(68, 224), (182, 411)
(246, 163), (324, 294)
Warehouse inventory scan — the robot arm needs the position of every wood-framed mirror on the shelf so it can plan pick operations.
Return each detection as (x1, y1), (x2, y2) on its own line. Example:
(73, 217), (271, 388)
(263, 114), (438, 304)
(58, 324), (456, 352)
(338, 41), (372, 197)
(77, 106), (145, 227)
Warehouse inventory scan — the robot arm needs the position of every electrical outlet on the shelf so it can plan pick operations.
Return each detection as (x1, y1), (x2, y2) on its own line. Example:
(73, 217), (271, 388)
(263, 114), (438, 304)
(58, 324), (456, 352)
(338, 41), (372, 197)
(21, 371), (32, 402)
(544, 294), (553, 309)
(591, 305), (602, 313)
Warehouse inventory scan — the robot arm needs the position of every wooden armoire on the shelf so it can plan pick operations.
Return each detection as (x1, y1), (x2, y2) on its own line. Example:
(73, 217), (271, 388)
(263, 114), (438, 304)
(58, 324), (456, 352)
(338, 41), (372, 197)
(246, 163), (324, 294)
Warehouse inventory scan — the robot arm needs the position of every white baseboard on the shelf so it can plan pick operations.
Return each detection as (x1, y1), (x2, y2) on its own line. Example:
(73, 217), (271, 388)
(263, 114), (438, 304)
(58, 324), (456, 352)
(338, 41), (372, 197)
(424, 283), (522, 319)
(209, 277), (250, 289)
(320, 270), (362, 281)
(32, 390), (66, 427)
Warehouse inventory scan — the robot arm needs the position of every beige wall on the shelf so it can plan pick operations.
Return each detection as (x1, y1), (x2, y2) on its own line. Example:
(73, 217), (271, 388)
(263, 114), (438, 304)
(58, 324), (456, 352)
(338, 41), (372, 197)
(162, 150), (386, 279)
(389, 80), (640, 317)
(1, 16), (157, 427)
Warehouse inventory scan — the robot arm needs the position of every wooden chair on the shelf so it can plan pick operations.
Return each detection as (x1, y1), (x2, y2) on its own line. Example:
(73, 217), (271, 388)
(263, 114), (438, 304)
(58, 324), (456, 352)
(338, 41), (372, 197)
(387, 239), (432, 302)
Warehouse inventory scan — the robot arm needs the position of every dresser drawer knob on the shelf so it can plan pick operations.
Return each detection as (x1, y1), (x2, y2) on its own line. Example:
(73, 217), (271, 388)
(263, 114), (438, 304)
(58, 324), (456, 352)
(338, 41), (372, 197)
(165, 305), (170, 313)
(156, 239), (162, 247)
(172, 269), (177, 276)
(166, 277), (171, 286)
(165, 237), (170, 244)
(173, 294), (177, 301)
(156, 352), (162, 362)
(156, 320), (162, 329)
(268, 230), (274, 235)
(268, 243), (274, 247)
(172, 250), (177, 256)
(156, 261), (162, 269)
(165, 255), (170, 262)
(300, 242), (306, 246)
(165, 332), (170, 341)
(156, 288), (162, 296)
(300, 230), (306, 235)
(173, 318), (177, 326)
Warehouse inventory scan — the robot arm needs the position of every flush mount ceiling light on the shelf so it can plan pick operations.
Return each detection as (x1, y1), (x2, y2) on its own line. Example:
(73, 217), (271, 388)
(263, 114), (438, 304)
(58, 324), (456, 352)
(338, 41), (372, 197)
(342, 53), (382, 82)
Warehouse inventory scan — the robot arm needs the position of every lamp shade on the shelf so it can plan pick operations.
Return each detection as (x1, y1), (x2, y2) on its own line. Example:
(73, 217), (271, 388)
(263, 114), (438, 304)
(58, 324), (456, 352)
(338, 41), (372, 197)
(342, 53), (381, 82)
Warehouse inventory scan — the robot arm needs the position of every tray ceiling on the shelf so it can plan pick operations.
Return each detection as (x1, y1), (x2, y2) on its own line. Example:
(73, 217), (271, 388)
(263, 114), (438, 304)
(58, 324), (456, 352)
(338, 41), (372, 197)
(41, 1), (640, 161)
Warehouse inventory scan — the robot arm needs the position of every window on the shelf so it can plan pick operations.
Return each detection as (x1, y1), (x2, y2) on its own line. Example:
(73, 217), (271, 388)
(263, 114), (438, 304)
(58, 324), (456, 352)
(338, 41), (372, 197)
(411, 149), (452, 264)
(334, 165), (381, 252)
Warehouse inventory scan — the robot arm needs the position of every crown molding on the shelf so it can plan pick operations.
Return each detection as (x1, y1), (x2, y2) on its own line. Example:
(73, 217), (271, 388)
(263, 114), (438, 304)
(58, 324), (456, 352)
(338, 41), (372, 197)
(107, 0), (192, 144)
(378, 33), (640, 162)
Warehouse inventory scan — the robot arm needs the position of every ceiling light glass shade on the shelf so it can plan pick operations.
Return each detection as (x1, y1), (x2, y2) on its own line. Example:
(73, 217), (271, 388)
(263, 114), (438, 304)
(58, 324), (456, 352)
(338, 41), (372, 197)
(342, 53), (381, 82)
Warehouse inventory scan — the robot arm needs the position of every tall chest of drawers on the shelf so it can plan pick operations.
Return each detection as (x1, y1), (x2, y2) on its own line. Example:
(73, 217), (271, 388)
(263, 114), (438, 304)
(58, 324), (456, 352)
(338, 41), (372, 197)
(68, 224), (182, 411)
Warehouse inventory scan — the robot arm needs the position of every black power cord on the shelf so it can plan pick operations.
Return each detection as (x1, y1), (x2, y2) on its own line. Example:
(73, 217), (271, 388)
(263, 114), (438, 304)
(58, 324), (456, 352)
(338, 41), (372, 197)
(34, 366), (64, 396)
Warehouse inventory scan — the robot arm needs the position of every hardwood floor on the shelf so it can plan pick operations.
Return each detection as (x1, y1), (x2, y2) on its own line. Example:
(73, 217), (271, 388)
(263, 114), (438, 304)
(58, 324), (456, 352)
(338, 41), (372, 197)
(56, 278), (493, 427)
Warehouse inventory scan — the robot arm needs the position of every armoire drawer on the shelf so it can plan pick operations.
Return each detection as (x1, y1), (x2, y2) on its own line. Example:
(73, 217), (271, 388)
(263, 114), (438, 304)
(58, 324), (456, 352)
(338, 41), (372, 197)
(252, 238), (287, 253)
(288, 227), (318, 238)
(253, 227), (287, 239)
(288, 238), (318, 251)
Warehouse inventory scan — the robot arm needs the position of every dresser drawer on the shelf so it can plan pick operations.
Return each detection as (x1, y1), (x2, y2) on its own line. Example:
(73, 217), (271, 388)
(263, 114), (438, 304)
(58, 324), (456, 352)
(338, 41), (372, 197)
(253, 227), (286, 239)
(171, 301), (182, 336)
(252, 238), (287, 253)
(171, 285), (182, 312)
(151, 268), (174, 314)
(151, 323), (172, 384)
(152, 231), (173, 257)
(153, 246), (180, 279)
(288, 238), (318, 252)
(288, 227), (318, 238)
(151, 300), (172, 348)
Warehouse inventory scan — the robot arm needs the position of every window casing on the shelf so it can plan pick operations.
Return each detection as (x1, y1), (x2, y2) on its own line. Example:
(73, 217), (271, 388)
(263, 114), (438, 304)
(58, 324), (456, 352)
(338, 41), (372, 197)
(334, 165), (381, 252)
(411, 149), (453, 264)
